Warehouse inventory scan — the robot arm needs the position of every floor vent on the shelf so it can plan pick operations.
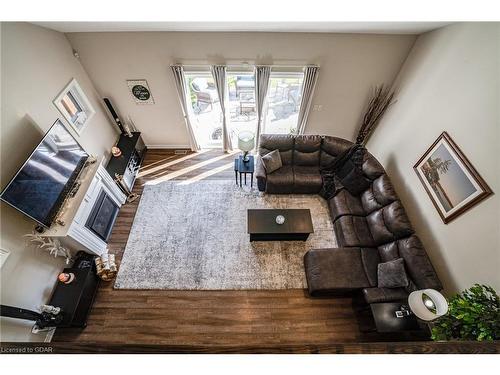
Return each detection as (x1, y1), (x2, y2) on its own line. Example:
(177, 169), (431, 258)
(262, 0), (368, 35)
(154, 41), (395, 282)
(174, 149), (189, 155)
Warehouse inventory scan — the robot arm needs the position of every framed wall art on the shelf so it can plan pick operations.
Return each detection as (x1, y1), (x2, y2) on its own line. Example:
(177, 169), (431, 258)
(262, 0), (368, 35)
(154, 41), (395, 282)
(127, 79), (155, 104)
(53, 78), (95, 135)
(414, 131), (493, 224)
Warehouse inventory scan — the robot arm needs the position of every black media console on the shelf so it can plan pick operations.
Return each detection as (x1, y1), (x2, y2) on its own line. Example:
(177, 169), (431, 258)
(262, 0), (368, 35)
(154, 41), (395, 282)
(48, 252), (100, 328)
(106, 132), (147, 193)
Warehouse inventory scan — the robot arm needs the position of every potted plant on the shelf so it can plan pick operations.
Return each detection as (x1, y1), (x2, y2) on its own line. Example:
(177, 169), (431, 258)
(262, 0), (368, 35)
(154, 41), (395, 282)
(431, 284), (500, 341)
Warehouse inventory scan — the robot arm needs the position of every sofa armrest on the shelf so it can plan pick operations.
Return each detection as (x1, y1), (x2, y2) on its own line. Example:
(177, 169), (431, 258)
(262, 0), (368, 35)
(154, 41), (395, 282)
(362, 287), (409, 304)
(255, 155), (267, 192)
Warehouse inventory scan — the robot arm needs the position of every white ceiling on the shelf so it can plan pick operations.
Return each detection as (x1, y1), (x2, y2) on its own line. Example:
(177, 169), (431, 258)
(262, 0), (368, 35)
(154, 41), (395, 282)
(33, 22), (451, 34)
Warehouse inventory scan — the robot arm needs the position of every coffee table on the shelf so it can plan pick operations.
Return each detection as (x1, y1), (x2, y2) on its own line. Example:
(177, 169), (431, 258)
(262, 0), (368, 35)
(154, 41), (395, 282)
(247, 209), (313, 242)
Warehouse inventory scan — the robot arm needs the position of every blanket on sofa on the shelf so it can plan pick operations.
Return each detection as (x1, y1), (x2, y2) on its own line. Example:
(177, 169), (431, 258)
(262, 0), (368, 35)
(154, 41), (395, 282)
(319, 144), (366, 200)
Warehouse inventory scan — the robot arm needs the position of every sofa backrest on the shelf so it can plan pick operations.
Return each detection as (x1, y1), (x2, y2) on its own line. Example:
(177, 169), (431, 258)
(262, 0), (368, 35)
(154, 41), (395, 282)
(259, 134), (357, 167)
(293, 135), (322, 166)
(320, 136), (353, 167)
(259, 134), (295, 165)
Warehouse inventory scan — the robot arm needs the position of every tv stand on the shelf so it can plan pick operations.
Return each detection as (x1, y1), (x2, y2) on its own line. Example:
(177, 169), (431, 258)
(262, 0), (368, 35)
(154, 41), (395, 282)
(106, 132), (146, 195)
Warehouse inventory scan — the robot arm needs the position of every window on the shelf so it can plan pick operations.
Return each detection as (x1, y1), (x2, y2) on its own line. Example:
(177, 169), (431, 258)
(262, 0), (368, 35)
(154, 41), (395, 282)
(263, 72), (304, 135)
(184, 72), (223, 148)
(53, 79), (95, 135)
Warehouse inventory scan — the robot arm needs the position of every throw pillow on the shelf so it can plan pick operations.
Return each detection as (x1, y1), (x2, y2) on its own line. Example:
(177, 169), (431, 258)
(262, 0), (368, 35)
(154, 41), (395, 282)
(261, 150), (282, 174)
(377, 258), (409, 289)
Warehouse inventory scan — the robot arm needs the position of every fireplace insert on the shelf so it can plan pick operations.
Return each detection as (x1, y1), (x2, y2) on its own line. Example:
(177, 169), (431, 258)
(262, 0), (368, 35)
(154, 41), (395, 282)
(85, 189), (119, 242)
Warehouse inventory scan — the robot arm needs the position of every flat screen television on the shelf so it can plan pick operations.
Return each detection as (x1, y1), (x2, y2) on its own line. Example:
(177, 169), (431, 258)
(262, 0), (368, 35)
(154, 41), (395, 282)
(0, 119), (89, 227)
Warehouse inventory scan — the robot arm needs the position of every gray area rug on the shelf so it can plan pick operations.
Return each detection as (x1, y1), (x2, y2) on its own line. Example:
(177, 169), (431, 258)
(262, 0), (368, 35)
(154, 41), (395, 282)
(115, 180), (337, 290)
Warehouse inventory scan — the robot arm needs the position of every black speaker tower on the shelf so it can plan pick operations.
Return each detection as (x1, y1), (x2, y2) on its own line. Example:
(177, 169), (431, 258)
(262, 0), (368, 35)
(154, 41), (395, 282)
(103, 98), (126, 134)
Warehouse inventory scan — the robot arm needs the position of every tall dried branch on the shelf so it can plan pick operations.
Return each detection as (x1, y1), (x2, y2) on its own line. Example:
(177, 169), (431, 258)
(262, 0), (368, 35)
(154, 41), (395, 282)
(356, 85), (396, 145)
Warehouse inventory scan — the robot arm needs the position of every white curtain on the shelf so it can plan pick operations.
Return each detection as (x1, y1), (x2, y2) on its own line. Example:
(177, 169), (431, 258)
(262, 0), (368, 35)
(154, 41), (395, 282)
(210, 65), (232, 152)
(170, 65), (200, 151)
(254, 66), (271, 149)
(297, 66), (320, 134)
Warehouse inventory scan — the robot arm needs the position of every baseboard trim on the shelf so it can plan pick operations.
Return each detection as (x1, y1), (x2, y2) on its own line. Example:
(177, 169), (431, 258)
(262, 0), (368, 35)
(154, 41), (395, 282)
(145, 144), (191, 149)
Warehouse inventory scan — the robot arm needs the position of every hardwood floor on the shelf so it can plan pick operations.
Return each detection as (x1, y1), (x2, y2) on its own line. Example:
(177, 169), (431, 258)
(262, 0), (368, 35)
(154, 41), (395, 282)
(52, 149), (423, 349)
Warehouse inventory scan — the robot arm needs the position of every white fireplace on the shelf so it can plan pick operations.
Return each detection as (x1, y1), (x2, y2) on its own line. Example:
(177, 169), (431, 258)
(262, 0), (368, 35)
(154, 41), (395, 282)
(40, 158), (126, 256)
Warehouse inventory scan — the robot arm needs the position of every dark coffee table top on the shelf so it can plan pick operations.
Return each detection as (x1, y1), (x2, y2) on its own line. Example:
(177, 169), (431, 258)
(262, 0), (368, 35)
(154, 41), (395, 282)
(370, 301), (421, 333)
(247, 209), (313, 235)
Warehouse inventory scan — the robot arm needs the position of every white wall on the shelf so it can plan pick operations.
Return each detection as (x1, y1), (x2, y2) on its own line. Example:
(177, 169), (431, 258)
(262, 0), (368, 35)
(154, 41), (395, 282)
(0, 22), (118, 341)
(367, 23), (500, 294)
(66, 31), (416, 147)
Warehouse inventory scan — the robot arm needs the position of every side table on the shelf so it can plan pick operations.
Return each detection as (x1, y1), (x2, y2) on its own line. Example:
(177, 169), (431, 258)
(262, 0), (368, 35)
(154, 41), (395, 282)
(234, 155), (254, 188)
(370, 301), (427, 334)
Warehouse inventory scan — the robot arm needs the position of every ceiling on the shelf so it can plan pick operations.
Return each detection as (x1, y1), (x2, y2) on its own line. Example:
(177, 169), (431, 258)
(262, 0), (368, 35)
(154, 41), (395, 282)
(33, 22), (451, 34)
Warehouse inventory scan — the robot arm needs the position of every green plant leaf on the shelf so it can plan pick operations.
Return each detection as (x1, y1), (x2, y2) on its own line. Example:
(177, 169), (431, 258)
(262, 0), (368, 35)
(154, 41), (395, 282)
(430, 284), (499, 342)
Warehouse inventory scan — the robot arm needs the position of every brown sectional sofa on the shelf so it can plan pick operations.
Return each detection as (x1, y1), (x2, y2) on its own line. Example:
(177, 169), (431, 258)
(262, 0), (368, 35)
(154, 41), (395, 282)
(255, 134), (442, 304)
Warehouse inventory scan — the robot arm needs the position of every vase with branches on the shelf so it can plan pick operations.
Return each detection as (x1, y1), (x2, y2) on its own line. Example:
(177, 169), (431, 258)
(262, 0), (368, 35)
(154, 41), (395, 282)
(356, 85), (396, 145)
(24, 232), (73, 264)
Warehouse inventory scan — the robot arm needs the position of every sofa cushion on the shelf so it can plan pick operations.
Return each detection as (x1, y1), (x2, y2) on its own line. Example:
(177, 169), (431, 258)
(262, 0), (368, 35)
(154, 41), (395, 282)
(320, 136), (353, 167)
(361, 174), (398, 214)
(334, 215), (376, 248)
(378, 241), (401, 263)
(362, 287), (409, 304)
(397, 235), (443, 291)
(293, 166), (322, 194)
(366, 200), (414, 245)
(258, 134), (294, 165)
(304, 247), (371, 296)
(361, 153), (386, 180)
(261, 149), (282, 174)
(328, 188), (365, 222)
(377, 258), (409, 288)
(265, 166), (294, 194)
(293, 135), (322, 166)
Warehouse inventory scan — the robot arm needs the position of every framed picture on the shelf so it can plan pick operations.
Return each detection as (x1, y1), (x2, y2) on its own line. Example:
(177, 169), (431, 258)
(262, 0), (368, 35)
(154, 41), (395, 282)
(127, 79), (155, 104)
(53, 78), (95, 135)
(414, 132), (493, 224)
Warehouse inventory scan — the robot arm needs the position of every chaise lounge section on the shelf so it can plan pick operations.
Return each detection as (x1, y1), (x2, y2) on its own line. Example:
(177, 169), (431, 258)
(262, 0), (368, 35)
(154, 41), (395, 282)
(255, 134), (442, 305)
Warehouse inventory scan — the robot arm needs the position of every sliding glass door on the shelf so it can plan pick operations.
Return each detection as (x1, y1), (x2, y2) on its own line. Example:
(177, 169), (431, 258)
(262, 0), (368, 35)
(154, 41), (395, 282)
(184, 72), (223, 149)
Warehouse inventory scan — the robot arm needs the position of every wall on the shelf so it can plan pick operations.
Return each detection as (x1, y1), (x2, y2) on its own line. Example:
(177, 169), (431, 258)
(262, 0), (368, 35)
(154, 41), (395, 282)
(0, 22), (118, 341)
(66, 31), (416, 147)
(367, 23), (500, 294)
